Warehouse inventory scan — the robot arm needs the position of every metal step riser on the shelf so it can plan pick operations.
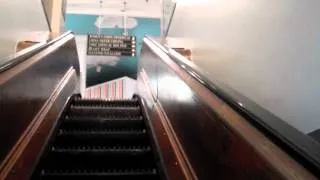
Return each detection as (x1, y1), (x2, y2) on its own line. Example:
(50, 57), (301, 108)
(72, 99), (139, 107)
(32, 97), (161, 180)
(41, 172), (158, 180)
(54, 136), (149, 147)
(44, 154), (155, 169)
(61, 120), (144, 130)
(68, 107), (141, 117)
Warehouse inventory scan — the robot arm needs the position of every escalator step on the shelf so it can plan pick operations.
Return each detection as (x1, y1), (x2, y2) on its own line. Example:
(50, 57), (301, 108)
(51, 145), (151, 153)
(68, 106), (141, 117)
(32, 97), (163, 180)
(41, 168), (158, 180)
(72, 99), (138, 107)
(64, 116), (143, 122)
(61, 116), (144, 130)
(43, 146), (155, 169)
(56, 129), (147, 136)
(53, 129), (149, 147)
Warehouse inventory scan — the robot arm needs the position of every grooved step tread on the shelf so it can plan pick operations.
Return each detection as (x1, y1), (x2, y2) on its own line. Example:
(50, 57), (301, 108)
(64, 116), (144, 122)
(72, 99), (139, 107)
(61, 116), (144, 130)
(68, 106), (141, 117)
(41, 168), (158, 176)
(51, 146), (151, 153)
(32, 97), (162, 180)
(57, 129), (147, 136)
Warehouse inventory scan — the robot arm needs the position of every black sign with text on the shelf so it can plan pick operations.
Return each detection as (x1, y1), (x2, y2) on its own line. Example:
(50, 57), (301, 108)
(87, 34), (136, 56)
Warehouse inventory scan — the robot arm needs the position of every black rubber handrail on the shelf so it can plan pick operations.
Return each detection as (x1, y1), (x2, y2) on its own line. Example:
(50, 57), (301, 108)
(0, 31), (73, 73)
(144, 35), (320, 176)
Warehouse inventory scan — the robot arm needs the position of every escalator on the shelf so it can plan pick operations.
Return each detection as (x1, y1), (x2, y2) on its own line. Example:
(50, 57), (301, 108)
(31, 96), (164, 180)
(1, 32), (318, 180)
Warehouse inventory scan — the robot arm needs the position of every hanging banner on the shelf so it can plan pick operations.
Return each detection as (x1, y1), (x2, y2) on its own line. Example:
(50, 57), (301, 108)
(87, 34), (136, 56)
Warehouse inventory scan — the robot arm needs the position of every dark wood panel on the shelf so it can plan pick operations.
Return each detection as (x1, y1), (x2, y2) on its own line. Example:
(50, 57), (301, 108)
(138, 38), (317, 180)
(0, 34), (79, 169)
(138, 43), (159, 100)
(136, 82), (191, 180)
(155, 60), (282, 180)
(150, 103), (191, 180)
(1, 70), (77, 180)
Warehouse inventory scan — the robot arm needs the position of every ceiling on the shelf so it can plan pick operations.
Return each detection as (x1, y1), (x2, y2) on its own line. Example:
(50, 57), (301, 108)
(67, 0), (162, 18)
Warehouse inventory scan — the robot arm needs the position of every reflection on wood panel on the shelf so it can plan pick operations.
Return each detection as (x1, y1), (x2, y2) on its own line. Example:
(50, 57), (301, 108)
(137, 37), (317, 180)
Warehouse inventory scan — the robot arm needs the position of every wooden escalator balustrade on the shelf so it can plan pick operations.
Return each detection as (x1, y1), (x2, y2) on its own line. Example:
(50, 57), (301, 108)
(138, 36), (319, 180)
(0, 32), (79, 180)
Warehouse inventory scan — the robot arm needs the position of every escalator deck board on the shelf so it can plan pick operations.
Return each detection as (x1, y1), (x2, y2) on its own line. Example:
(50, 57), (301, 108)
(31, 97), (163, 180)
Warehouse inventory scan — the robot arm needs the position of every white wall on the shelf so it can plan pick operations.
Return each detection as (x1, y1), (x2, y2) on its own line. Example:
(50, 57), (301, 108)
(84, 77), (137, 100)
(123, 77), (137, 99)
(0, 0), (49, 61)
(168, 0), (320, 133)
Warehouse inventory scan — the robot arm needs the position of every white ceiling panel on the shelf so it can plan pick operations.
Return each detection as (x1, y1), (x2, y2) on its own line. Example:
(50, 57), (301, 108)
(67, 0), (162, 18)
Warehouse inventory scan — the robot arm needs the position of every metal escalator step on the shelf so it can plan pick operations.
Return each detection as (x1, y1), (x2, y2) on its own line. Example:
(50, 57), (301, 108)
(51, 145), (152, 154)
(68, 106), (141, 117)
(32, 97), (163, 180)
(44, 146), (155, 169)
(57, 129), (146, 135)
(41, 168), (159, 180)
(53, 129), (149, 147)
(61, 116), (144, 130)
(64, 116), (144, 122)
(72, 99), (138, 107)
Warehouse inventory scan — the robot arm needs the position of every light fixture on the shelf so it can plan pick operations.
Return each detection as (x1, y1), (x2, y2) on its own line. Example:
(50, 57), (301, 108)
(96, 65), (102, 73)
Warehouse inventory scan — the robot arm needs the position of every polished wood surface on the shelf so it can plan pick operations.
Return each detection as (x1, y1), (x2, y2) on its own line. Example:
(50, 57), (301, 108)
(138, 37), (317, 180)
(0, 34), (79, 179)
(137, 74), (193, 180)
(1, 70), (77, 180)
